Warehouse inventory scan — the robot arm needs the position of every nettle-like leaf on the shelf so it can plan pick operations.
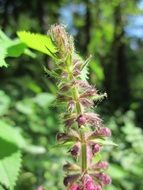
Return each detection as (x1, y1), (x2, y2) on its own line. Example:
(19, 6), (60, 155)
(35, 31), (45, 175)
(0, 121), (23, 190)
(0, 47), (7, 67)
(17, 31), (57, 58)
(0, 120), (45, 189)
(0, 29), (35, 67)
(80, 55), (92, 81)
(0, 140), (21, 190)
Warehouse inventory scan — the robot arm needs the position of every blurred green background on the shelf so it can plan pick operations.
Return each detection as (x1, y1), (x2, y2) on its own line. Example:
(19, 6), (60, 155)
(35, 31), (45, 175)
(0, 0), (143, 189)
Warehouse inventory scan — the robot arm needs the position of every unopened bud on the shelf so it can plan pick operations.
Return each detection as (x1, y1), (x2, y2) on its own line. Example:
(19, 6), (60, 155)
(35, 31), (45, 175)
(76, 115), (86, 126)
(64, 174), (80, 187)
(94, 185), (102, 190)
(70, 144), (80, 157)
(83, 174), (95, 190)
(92, 143), (100, 154)
(96, 127), (111, 137)
(70, 183), (79, 190)
(95, 173), (111, 185)
(68, 100), (75, 112)
(93, 161), (109, 170)
(56, 132), (68, 142)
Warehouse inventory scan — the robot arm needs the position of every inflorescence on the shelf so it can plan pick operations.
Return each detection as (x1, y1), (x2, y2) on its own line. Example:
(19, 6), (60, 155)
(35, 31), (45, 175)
(48, 25), (112, 190)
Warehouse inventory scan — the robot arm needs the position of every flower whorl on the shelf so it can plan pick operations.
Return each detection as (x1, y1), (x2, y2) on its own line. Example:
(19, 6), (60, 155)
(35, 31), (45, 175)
(48, 24), (113, 190)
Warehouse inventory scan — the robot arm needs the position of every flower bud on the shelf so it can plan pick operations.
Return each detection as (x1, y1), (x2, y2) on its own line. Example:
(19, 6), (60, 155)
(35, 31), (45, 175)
(49, 24), (73, 55)
(80, 88), (97, 98)
(64, 174), (80, 187)
(76, 115), (86, 126)
(88, 127), (111, 140)
(70, 183), (79, 190)
(92, 143), (100, 154)
(56, 131), (79, 143)
(96, 127), (111, 137)
(93, 161), (109, 170)
(68, 100), (75, 112)
(56, 132), (69, 142)
(95, 173), (111, 185)
(70, 144), (80, 157)
(83, 174), (95, 190)
(94, 185), (102, 190)
(84, 113), (102, 127)
(79, 98), (93, 108)
(37, 187), (45, 190)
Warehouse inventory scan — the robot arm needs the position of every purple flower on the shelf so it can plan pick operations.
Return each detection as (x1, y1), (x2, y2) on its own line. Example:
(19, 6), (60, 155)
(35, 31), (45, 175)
(76, 115), (86, 126)
(91, 143), (100, 154)
(79, 98), (94, 108)
(64, 174), (80, 187)
(84, 113), (102, 127)
(70, 143), (80, 157)
(95, 173), (111, 186)
(68, 100), (75, 112)
(94, 185), (102, 190)
(93, 161), (109, 170)
(70, 183), (79, 190)
(96, 127), (111, 137)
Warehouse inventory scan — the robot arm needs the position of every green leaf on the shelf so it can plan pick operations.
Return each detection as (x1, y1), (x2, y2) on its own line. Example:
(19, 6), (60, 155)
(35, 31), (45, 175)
(92, 152), (102, 163)
(91, 138), (118, 146)
(7, 40), (26, 57)
(0, 120), (46, 154)
(0, 47), (7, 67)
(0, 138), (22, 190)
(0, 120), (26, 147)
(17, 31), (57, 58)
(0, 30), (35, 67)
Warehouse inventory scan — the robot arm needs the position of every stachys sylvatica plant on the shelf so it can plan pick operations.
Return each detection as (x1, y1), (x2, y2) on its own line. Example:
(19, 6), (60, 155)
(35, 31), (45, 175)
(17, 24), (117, 190)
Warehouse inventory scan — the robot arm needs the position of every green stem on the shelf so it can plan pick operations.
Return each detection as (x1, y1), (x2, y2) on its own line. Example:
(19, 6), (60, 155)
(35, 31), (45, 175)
(66, 61), (87, 173)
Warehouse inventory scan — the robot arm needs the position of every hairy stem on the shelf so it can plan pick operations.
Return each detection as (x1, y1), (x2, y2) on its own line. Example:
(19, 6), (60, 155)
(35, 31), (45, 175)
(67, 61), (87, 173)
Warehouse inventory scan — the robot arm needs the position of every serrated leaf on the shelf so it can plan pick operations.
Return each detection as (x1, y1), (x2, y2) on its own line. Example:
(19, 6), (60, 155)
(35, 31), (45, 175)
(77, 54), (89, 81)
(17, 31), (57, 58)
(0, 138), (22, 190)
(81, 63), (89, 81)
(0, 30), (36, 67)
(0, 47), (7, 67)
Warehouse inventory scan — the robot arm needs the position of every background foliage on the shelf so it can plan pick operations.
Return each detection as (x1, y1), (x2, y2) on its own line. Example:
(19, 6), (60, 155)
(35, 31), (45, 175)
(0, 0), (143, 189)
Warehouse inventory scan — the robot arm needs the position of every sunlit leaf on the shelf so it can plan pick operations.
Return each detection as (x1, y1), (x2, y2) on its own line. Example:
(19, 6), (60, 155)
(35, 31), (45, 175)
(17, 31), (57, 58)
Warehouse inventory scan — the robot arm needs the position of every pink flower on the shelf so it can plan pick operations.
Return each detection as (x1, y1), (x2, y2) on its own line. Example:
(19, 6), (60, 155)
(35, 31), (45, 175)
(96, 127), (111, 137)
(95, 173), (111, 185)
(93, 161), (109, 170)
(94, 185), (102, 190)
(70, 143), (80, 157)
(77, 115), (87, 126)
(70, 183), (79, 190)
(83, 174), (95, 190)
(92, 143), (100, 154)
